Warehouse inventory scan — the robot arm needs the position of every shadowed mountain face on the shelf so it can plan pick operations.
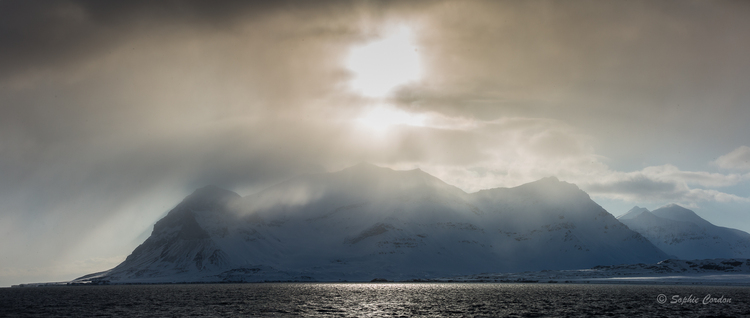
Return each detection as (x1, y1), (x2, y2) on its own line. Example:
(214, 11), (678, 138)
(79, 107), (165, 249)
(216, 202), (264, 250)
(618, 205), (750, 260)
(103, 186), (240, 280)
(76, 164), (668, 284)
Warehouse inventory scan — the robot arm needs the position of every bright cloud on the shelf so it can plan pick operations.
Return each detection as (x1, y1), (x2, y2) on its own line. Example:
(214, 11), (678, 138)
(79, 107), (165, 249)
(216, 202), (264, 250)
(583, 172), (750, 204)
(714, 146), (750, 171)
(364, 114), (750, 207)
(346, 26), (422, 98)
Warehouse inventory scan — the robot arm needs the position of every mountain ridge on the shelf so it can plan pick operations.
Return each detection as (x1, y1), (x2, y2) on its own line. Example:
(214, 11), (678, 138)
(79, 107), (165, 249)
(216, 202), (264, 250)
(619, 204), (750, 260)
(74, 164), (669, 284)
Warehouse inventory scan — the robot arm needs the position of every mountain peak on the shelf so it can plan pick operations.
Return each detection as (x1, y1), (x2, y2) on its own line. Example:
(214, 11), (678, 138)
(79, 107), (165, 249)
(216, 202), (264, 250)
(619, 204), (750, 260)
(651, 204), (713, 227)
(193, 184), (235, 194)
(662, 203), (683, 209)
(343, 162), (385, 172)
(178, 185), (240, 211)
(332, 163), (463, 196)
(516, 176), (580, 194)
(338, 162), (397, 178)
(617, 206), (650, 220)
(540, 176), (560, 182)
(189, 185), (239, 199)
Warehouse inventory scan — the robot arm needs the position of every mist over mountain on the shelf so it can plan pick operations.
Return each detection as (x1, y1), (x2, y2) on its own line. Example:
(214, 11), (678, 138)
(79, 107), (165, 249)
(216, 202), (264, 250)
(618, 204), (750, 260)
(76, 164), (668, 284)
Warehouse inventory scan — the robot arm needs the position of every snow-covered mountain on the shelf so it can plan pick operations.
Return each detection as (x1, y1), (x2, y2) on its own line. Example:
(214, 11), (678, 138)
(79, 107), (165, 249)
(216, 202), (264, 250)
(444, 258), (750, 285)
(618, 204), (750, 259)
(75, 164), (667, 284)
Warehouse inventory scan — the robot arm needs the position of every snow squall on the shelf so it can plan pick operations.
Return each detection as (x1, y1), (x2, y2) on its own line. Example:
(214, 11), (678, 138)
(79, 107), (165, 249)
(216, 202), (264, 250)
(76, 164), (669, 284)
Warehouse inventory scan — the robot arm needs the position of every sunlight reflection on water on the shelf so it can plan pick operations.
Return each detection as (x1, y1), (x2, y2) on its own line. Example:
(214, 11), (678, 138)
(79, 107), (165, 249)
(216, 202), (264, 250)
(2, 283), (749, 317)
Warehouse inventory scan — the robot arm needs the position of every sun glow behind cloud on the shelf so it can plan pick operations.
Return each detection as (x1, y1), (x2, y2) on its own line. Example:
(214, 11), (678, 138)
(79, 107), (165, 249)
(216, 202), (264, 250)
(346, 26), (422, 98)
(356, 105), (426, 133)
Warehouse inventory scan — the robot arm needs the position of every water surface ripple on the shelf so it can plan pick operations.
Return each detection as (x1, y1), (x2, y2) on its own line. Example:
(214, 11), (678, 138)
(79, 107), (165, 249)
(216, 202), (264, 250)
(2, 283), (748, 317)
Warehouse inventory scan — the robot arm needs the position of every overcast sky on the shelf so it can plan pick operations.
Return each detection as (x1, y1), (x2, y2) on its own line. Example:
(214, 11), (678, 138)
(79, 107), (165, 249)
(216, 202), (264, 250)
(2, 0), (750, 287)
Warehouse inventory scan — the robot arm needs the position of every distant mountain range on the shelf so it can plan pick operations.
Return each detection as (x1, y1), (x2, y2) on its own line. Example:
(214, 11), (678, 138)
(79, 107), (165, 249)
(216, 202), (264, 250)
(74, 164), (687, 284)
(618, 204), (750, 259)
(443, 258), (750, 285)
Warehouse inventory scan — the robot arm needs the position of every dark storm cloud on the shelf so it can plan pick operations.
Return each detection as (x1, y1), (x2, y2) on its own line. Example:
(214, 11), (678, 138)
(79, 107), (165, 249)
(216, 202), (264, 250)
(405, 0), (750, 108)
(0, 0), (350, 80)
(1, 0), (420, 285)
(393, 0), (750, 167)
(0, 0), (380, 169)
(0, 0), (440, 190)
(0, 0), (439, 84)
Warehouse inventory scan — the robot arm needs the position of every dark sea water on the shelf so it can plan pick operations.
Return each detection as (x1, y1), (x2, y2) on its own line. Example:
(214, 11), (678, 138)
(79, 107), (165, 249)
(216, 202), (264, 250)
(1, 283), (748, 317)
